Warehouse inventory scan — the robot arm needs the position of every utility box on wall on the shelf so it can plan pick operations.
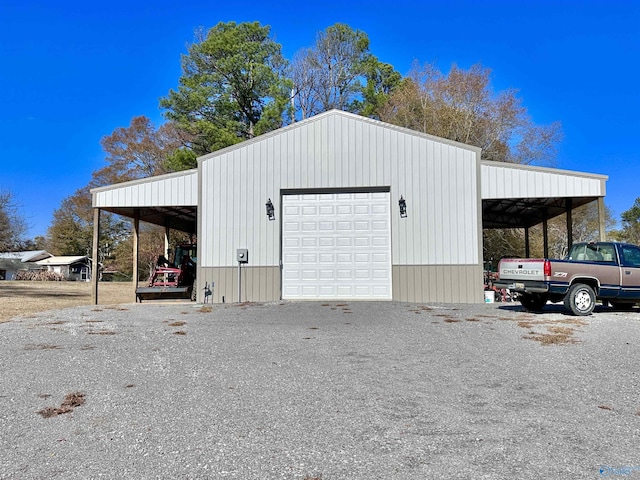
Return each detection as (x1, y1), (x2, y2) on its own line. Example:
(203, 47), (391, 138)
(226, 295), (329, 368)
(237, 249), (249, 264)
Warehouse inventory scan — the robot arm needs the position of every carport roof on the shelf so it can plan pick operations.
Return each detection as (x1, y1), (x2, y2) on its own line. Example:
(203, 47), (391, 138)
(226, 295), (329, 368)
(91, 169), (198, 234)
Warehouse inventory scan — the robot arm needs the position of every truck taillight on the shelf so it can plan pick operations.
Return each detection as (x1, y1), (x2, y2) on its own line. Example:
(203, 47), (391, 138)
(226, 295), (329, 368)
(544, 259), (551, 277)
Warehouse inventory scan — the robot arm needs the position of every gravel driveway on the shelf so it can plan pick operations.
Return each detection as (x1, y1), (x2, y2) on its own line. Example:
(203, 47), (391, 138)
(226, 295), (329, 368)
(1, 300), (639, 479)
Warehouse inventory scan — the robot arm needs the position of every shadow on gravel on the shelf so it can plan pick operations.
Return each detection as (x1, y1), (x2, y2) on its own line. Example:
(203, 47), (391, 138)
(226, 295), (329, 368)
(498, 303), (634, 315)
(0, 289), (86, 298)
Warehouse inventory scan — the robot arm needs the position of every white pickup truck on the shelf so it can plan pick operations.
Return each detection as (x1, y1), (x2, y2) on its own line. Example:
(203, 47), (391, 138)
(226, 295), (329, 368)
(494, 242), (640, 315)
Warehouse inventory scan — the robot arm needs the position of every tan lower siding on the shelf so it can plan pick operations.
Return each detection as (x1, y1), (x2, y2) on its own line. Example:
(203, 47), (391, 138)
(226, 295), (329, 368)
(199, 265), (481, 304)
(198, 266), (281, 303)
(392, 265), (483, 303)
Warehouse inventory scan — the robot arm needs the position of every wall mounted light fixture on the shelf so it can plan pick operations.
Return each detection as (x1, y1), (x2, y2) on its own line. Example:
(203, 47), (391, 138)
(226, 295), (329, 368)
(399, 196), (407, 218)
(266, 198), (275, 221)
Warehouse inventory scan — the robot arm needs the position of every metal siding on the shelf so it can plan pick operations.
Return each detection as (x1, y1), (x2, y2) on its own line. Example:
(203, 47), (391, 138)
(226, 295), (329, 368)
(482, 163), (604, 199)
(417, 139), (428, 266)
(364, 119), (373, 184)
(405, 136), (417, 262)
(438, 144), (451, 263)
(93, 170), (198, 208)
(393, 265), (484, 303)
(425, 141), (436, 262)
(200, 112), (481, 273)
(197, 266), (277, 303)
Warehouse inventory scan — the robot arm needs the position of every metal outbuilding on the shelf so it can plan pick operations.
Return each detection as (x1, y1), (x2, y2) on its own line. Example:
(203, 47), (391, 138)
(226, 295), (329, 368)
(91, 110), (607, 304)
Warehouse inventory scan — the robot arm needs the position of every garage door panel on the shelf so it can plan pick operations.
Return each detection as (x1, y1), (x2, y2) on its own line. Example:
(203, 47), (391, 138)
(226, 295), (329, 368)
(302, 206), (317, 215)
(283, 270), (299, 280)
(336, 237), (352, 247)
(282, 192), (392, 300)
(319, 205), (334, 215)
(354, 253), (370, 262)
(371, 253), (388, 263)
(372, 269), (390, 279)
(319, 222), (334, 231)
(336, 253), (352, 263)
(371, 221), (388, 230)
(337, 285), (353, 295)
(372, 237), (388, 247)
(302, 253), (317, 263)
(283, 253), (300, 263)
(319, 269), (334, 279)
(372, 285), (390, 296)
(284, 237), (300, 247)
(318, 238), (335, 248)
(319, 253), (335, 263)
(355, 269), (371, 279)
(302, 237), (317, 247)
(302, 286), (318, 295)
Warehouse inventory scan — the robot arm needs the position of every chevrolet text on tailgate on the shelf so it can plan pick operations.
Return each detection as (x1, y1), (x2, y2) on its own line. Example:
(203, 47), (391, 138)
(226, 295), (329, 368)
(494, 242), (640, 315)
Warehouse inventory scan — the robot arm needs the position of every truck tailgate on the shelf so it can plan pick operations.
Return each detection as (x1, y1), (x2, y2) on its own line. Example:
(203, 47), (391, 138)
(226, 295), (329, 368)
(498, 258), (546, 282)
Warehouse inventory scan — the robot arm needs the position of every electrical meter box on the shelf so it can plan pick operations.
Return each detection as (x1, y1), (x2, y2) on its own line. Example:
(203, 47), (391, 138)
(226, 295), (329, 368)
(237, 248), (249, 263)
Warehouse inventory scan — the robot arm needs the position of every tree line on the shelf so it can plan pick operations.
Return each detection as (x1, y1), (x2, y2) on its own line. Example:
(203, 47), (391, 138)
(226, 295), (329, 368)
(3, 21), (637, 277)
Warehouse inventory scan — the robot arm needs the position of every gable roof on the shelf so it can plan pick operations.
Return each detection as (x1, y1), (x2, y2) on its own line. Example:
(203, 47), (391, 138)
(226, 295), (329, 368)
(197, 109), (482, 165)
(36, 255), (89, 266)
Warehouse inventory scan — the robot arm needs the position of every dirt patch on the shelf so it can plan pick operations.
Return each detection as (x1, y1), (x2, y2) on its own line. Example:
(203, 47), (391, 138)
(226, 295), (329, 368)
(0, 281), (133, 323)
(519, 318), (587, 345)
(37, 392), (86, 418)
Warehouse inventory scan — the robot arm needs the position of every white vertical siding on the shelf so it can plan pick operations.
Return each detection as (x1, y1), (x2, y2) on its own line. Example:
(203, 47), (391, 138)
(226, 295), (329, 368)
(93, 170), (198, 208)
(200, 112), (481, 268)
(481, 162), (606, 199)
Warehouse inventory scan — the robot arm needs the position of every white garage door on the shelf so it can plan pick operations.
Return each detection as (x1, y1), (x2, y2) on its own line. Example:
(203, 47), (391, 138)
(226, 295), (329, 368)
(282, 192), (392, 300)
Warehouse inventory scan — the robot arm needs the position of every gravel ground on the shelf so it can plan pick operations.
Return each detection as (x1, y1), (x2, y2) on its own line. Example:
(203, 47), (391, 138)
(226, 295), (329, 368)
(1, 300), (640, 479)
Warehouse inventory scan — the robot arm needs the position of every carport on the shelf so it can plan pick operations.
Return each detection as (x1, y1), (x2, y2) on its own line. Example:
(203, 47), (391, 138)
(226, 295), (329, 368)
(481, 160), (607, 257)
(90, 169), (198, 303)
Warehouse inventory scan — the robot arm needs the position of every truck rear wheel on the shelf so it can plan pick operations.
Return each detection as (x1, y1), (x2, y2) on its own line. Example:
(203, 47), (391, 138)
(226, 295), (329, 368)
(519, 293), (547, 312)
(564, 283), (596, 316)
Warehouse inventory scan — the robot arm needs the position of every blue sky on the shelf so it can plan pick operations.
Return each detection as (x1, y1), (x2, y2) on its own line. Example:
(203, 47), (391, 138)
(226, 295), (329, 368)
(1, 0), (638, 238)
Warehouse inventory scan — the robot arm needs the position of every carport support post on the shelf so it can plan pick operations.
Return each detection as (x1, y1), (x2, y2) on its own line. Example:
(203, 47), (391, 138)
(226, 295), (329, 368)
(91, 208), (101, 305)
(566, 198), (573, 250)
(543, 218), (549, 258)
(164, 225), (170, 258)
(133, 209), (140, 302)
(524, 227), (530, 258)
(598, 197), (607, 241)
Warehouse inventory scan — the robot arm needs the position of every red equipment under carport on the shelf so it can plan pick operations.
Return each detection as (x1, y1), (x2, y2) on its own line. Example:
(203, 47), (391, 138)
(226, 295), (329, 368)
(135, 244), (197, 302)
